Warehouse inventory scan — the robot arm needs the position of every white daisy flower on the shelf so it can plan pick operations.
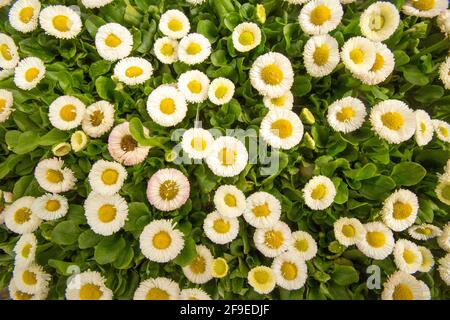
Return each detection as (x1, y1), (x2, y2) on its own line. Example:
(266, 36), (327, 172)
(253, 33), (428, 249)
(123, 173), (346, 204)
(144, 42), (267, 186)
(243, 191), (281, 228)
(353, 41), (395, 85)
(203, 211), (239, 245)
(182, 244), (214, 284)
(438, 223), (450, 252)
(66, 270), (113, 300)
(340, 37), (377, 75)
(13, 57), (46, 90)
(357, 222), (395, 260)
(88, 160), (127, 196)
(271, 251), (308, 290)
(289, 230), (318, 260)
(433, 119), (450, 143)
(402, 0), (448, 18)
(139, 219), (185, 263)
(260, 109), (304, 150)
(213, 185), (246, 218)
(159, 9), (190, 40)
(249, 52), (294, 98)
(107, 122), (150, 166)
(14, 233), (37, 267)
(84, 192), (128, 236)
(0, 68), (14, 81)
(232, 22), (262, 52)
(326, 96), (366, 133)
(437, 9), (450, 37)
(393, 239), (423, 274)
(179, 288), (211, 300)
(13, 264), (50, 295)
(359, 1), (400, 42)
(82, 100), (115, 138)
(39, 5), (82, 39)
(208, 77), (235, 105)
(0, 33), (19, 69)
(369, 99), (416, 144)
(302, 175), (336, 210)
(333, 217), (366, 246)
(4, 197), (40, 234)
(298, 0), (343, 35)
(177, 69), (210, 103)
(0, 88), (14, 123)
(146, 85), (187, 127)
(0, 0), (12, 8)
(34, 157), (76, 193)
(31, 193), (68, 221)
(154, 37), (178, 64)
(254, 221), (292, 258)
(114, 57), (153, 86)
(439, 56), (450, 90)
(181, 127), (214, 159)
(8, 280), (48, 300)
(8, 0), (41, 33)
(381, 189), (419, 232)
(438, 253), (450, 285)
(133, 277), (180, 300)
(408, 224), (442, 241)
(95, 23), (133, 62)
(205, 136), (248, 177)
(414, 109), (434, 146)
(81, 0), (114, 9)
(381, 270), (431, 300)
(417, 246), (434, 273)
(146, 168), (190, 212)
(178, 33), (211, 65)
(0, 191), (13, 225)
(303, 34), (340, 77)
(211, 257), (229, 278)
(436, 177), (450, 206)
(48, 95), (86, 131)
(247, 266), (276, 295)
(262, 91), (294, 111)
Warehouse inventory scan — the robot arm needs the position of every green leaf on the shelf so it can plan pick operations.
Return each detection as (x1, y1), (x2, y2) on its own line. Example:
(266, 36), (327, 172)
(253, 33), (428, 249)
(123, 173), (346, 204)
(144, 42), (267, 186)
(94, 236), (127, 265)
(391, 162), (426, 186)
(413, 85), (444, 104)
(51, 221), (81, 246)
(78, 229), (102, 249)
(360, 176), (396, 200)
(39, 129), (69, 146)
(292, 76), (312, 97)
(197, 20), (218, 43)
(402, 65), (429, 86)
(332, 265), (359, 286)
(173, 237), (196, 267)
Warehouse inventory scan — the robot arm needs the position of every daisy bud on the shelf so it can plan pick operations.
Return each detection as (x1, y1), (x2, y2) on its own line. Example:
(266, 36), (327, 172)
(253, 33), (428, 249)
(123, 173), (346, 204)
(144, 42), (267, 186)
(256, 4), (266, 24)
(71, 130), (89, 152)
(300, 107), (315, 124)
(52, 142), (71, 157)
(303, 132), (316, 150)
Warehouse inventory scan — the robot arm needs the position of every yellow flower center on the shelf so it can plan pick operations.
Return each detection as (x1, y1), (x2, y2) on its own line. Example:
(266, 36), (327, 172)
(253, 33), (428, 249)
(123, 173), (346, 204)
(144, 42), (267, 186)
(90, 110), (104, 126)
(281, 262), (297, 281)
(160, 43), (174, 56)
(264, 230), (284, 249)
(146, 288), (169, 300)
(187, 80), (202, 94)
(152, 231), (172, 250)
(412, 0), (435, 11)
(0, 98), (6, 112)
(381, 112), (404, 131)
(105, 33), (122, 48)
(52, 15), (70, 32)
(159, 98), (176, 115)
(238, 31), (254, 46)
(342, 224), (356, 238)
(215, 85), (228, 99)
(253, 270), (270, 284)
(14, 291), (33, 300)
(22, 270), (37, 285)
(439, 183), (450, 201)
(393, 202), (413, 220)
(19, 7), (34, 23)
(59, 104), (77, 122)
(190, 136), (207, 151)
(310, 5), (331, 25)
(101, 169), (119, 185)
(403, 249), (416, 264)
(14, 207), (31, 224)
(79, 283), (103, 300)
(295, 239), (309, 252)
(439, 126), (449, 137)
(371, 53), (385, 72)
(168, 19), (183, 31)
(97, 204), (117, 223)
(120, 135), (137, 152)
(311, 184), (327, 200)
(313, 44), (330, 66)
(212, 258), (228, 277)
(252, 202), (270, 217)
(393, 284), (413, 300)
(261, 64), (283, 85)
(46, 169), (64, 183)
(125, 66), (143, 78)
(271, 96), (286, 107)
(349, 48), (365, 65)
(21, 244), (32, 258)
(336, 106), (355, 122)
(159, 180), (179, 201)
(366, 231), (386, 248)
(218, 148), (236, 166)
(45, 199), (61, 212)
(224, 193), (237, 207)
(186, 42), (201, 55)
(213, 218), (231, 234)
(0, 43), (12, 60)
(416, 227), (432, 235)
(420, 122), (427, 133)
(370, 15), (385, 31)
(271, 119), (293, 138)
(25, 67), (39, 82)
(190, 255), (206, 274)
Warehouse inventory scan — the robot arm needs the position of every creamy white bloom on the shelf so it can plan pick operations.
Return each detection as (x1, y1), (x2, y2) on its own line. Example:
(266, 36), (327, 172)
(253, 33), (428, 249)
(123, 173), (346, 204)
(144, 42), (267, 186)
(182, 245), (213, 284)
(353, 41), (395, 85)
(334, 217), (366, 246)
(303, 175), (336, 210)
(82, 100), (115, 138)
(178, 33), (211, 65)
(341, 37), (377, 75)
(408, 224), (442, 240)
(381, 270), (431, 300)
(260, 109), (304, 150)
(249, 52), (294, 98)
(244, 192), (281, 228)
(0, 0), (12, 8)
(0, 33), (19, 69)
(360, 1), (400, 42)
(9, 280), (48, 300)
(179, 288), (211, 300)
(417, 246), (434, 272)
(13, 57), (45, 90)
(14, 233), (37, 267)
(139, 219), (185, 263)
(181, 127), (214, 159)
(39, 5), (82, 39)
(232, 22), (262, 52)
(95, 23), (133, 62)
(271, 251), (308, 290)
(66, 271), (113, 300)
(134, 277), (180, 300)
(289, 230), (318, 260)
(414, 109), (434, 146)
(31, 193), (68, 221)
(71, 130), (89, 152)
(438, 223), (450, 252)
(437, 9), (450, 37)
(303, 34), (340, 77)
(214, 185), (246, 218)
(0, 88), (14, 123)
(13, 264), (50, 295)
(81, 0), (114, 9)
(327, 96), (366, 133)
(211, 257), (229, 278)
(203, 211), (239, 245)
(438, 253), (450, 285)
(393, 239), (423, 274)
(402, 0), (448, 18)
(88, 160), (127, 196)
(208, 77), (235, 105)
(247, 266), (276, 294)
(8, 0), (41, 33)
(154, 37), (178, 64)
(263, 91), (294, 111)
(357, 222), (395, 260)
(381, 189), (419, 232)
(299, 0), (343, 35)
(147, 85), (187, 127)
(369, 99), (416, 144)
(34, 158), (76, 193)
(159, 9), (190, 39)
(254, 221), (292, 258)
(433, 119), (450, 142)
(48, 95), (86, 130)
(439, 56), (450, 90)
(177, 69), (210, 103)
(436, 177), (450, 206)
(205, 136), (248, 177)
(114, 57), (153, 86)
